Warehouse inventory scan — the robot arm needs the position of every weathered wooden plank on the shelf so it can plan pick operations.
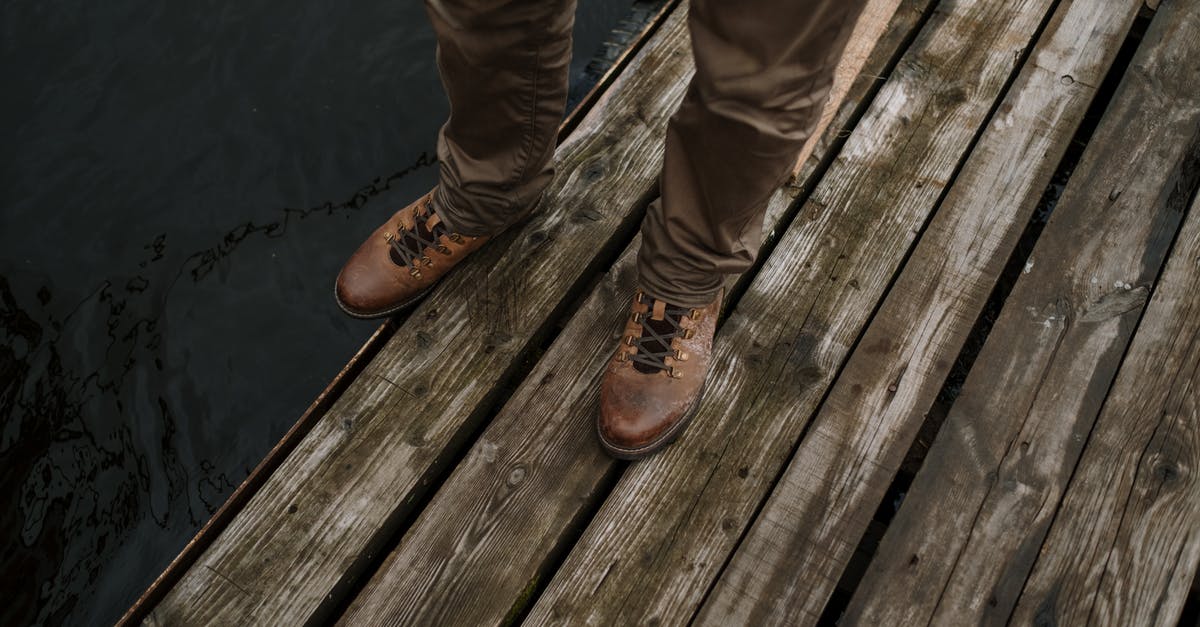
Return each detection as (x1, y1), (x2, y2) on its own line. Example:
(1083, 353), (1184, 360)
(844, 0), (1200, 624)
(1011, 188), (1200, 627)
(695, 0), (1148, 624)
(147, 6), (698, 624)
(334, 2), (923, 625)
(521, 0), (1066, 624)
(126, 6), (679, 627)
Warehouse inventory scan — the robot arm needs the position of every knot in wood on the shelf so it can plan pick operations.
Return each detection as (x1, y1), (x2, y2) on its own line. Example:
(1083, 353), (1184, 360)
(506, 465), (526, 487)
(1153, 459), (1180, 483)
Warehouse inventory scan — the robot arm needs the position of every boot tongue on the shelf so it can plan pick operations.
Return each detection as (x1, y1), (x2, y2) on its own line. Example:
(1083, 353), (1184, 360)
(415, 212), (436, 242)
(651, 299), (667, 321)
(386, 204), (445, 270)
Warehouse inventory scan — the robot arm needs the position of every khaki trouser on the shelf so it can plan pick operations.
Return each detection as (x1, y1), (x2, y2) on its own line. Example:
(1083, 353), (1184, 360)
(426, 0), (868, 306)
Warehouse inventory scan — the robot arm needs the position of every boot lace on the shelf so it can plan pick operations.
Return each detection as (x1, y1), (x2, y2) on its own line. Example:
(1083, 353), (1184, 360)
(624, 291), (701, 377)
(384, 200), (461, 279)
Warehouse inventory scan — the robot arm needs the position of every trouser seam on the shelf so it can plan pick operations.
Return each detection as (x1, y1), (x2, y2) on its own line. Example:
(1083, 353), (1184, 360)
(514, 20), (550, 190)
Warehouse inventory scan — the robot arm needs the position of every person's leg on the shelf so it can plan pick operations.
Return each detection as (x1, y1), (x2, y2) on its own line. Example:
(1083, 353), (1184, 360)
(637, 0), (869, 307)
(599, 0), (868, 460)
(335, 0), (575, 318)
(425, 0), (577, 236)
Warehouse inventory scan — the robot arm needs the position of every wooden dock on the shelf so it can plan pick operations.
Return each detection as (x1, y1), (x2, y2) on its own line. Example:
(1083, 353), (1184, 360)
(132, 0), (1200, 624)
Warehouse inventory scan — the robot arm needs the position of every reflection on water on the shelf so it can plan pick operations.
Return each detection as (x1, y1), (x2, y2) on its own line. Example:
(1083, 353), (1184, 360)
(0, 0), (631, 623)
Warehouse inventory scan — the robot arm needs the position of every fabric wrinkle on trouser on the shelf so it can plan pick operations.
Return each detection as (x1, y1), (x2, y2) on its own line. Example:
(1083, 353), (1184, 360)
(424, 0), (577, 237)
(637, 0), (870, 307)
(425, 0), (868, 302)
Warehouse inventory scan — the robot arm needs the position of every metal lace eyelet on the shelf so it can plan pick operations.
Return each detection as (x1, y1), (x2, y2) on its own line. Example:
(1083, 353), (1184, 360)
(674, 349), (688, 361)
(409, 267), (423, 279)
(682, 328), (695, 340)
(623, 335), (635, 346)
(669, 367), (683, 379)
(617, 351), (628, 362)
(449, 233), (464, 243)
(690, 308), (703, 321)
(631, 311), (644, 323)
(436, 244), (452, 255)
(421, 255), (433, 267)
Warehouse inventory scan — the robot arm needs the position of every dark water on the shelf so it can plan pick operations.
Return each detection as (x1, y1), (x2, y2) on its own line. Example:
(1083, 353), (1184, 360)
(0, 1), (633, 623)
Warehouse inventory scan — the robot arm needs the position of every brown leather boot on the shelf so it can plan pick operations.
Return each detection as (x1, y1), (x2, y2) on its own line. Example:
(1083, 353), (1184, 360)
(597, 287), (722, 460)
(335, 190), (489, 318)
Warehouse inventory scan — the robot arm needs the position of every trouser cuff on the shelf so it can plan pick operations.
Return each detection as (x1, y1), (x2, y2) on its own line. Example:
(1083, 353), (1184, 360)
(432, 183), (546, 238)
(636, 254), (725, 308)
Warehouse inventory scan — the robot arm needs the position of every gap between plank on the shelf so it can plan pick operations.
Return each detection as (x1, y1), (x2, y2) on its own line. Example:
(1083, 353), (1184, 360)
(688, 0), (1072, 620)
(1036, 134), (1200, 625)
(1044, 105), (1200, 627)
(814, 9), (1155, 622)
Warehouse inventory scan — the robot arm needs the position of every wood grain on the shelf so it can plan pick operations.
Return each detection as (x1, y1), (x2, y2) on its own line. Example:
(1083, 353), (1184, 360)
(1008, 12), (1200, 627)
(844, 0), (1200, 624)
(147, 6), (697, 624)
(335, 2), (930, 625)
(1011, 188), (1200, 627)
(522, 0), (1065, 624)
(696, 0), (1148, 624)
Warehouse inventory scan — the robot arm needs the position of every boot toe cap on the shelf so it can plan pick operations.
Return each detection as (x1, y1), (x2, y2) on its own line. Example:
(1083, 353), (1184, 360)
(335, 262), (407, 318)
(597, 374), (694, 455)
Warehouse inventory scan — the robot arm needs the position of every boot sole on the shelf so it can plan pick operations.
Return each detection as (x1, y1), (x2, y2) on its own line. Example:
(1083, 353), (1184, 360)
(333, 284), (433, 320)
(597, 381), (708, 461)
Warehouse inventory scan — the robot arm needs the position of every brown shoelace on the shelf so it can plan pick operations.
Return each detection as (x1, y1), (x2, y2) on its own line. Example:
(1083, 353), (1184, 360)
(623, 291), (700, 377)
(384, 200), (462, 280)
